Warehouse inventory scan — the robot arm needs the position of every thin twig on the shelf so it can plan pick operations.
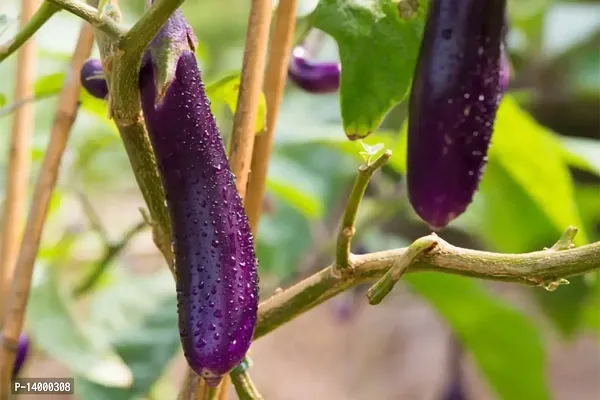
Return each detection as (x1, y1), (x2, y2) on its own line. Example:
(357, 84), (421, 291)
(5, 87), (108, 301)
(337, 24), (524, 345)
(254, 230), (600, 340)
(77, 191), (108, 241)
(0, 23), (94, 393)
(0, 94), (56, 119)
(335, 150), (392, 272)
(0, 2), (59, 63)
(227, 0), (272, 198)
(0, 0), (41, 325)
(73, 220), (147, 296)
(244, 0), (298, 231)
(46, 0), (125, 39)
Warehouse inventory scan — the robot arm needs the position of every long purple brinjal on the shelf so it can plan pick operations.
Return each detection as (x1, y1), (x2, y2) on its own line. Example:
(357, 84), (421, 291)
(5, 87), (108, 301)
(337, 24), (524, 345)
(407, 0), (508, 229)
(139, 8), (258, 386)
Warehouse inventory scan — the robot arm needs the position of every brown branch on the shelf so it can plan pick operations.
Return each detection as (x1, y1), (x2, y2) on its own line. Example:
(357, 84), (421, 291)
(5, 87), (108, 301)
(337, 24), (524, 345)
(227, 0), (273, 199)
(254, 234), (600, 339)
(0, 23), (94, 393)
(244, 0), (298, 232)
(0, 0), (41, 325)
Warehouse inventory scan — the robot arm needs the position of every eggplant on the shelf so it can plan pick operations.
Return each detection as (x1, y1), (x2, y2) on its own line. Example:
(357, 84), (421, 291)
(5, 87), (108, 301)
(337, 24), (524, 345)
(139, 8), (258, 386)
(12, 333), (29, 378)
(406, 0), (508, 229)
(80, 59), (108, 100)
(288, 44), (340, 94)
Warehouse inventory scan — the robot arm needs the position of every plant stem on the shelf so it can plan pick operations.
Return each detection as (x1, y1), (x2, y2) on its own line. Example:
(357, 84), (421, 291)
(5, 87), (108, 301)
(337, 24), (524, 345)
(227, 0), (272, 199)
(46, 0), (125, 39)
(230, 358), (263, 400)
(366, 234), (438, 305)
(254, 233), (600, 339)
(0, 23), (94, 394)
(245, 0), (298, 232)
(73, 220), (147, 296)
(335, 150), (391, 272)
(0, 2), (59, 63)
(110, 0), (184, 125)
(0, 0), (41, 323)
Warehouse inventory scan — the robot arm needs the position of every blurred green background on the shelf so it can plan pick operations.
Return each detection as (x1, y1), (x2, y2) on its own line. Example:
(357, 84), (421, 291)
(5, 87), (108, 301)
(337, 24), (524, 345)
(0, 0), (599, 399)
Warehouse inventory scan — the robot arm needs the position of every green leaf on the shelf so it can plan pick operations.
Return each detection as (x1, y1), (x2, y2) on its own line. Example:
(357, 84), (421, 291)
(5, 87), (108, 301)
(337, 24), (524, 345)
(27, 264), (133, 388)
(205, 73), (266, 133)
(74, 269), (179, 399)
(267, 178), (324, 219)
(34, 73), (65, 97)
(0, 93), (6, 107)
(559, 136), (600, 177)
(488, 96), (588, 245)
(313, 0), (426, 139)
(406, 273), (551, 400)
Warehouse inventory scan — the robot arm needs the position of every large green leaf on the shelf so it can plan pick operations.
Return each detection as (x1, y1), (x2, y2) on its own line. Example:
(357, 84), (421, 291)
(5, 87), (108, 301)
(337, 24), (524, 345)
(406, 273), (551, 400)
(27, 264), (133, 388)
(489, 97), (588, 245)
(74, 269), (180, 400)
(313, 0), (426, 139)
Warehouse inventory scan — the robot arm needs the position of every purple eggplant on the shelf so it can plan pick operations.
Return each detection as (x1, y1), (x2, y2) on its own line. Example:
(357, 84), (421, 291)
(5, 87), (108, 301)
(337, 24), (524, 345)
(139, 7), (258, 386)
(288, 45), (340, 94)
(80, 59), (109, 100)
(406, 0), (508, 229)
(12, 333), (29, 378)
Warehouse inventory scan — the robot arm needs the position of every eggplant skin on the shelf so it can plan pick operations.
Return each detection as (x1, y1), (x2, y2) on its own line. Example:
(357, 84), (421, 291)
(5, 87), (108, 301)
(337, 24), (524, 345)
(80, 59), (108, 100)
(288, 45), (340, 94)
(407, 0), (507, 229)
(13, 333), (29, 378)
(139, 51), (258, 385)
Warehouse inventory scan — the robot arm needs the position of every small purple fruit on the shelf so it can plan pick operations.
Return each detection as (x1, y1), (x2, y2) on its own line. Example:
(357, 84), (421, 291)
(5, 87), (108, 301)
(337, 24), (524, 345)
(288, 45), (340, 94)
(139, 7), (258, 386)
(13, 333), (29, 378)
(406, 0), (508, 229)
(80, 59), (108, 100)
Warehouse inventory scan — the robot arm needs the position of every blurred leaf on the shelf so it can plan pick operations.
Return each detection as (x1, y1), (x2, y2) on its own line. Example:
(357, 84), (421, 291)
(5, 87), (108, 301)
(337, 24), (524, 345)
(0, 93), (6, 107)
(267, 178), (323, 220)
(205, 72), (266, 133)
(34, 73), (65, 97)
(489, 96), (588, 245)
(75, 269), (179, 400)
(79, 90), (113, 126)
(27, 264), (133, 388)
(574, 185), (600, 241)
(256, 201), (312, 279)
(406, 273), (551, 400)
(532, 276), (591, 338)
(313, 0), (426, 139)
(560, 136), (600, 176)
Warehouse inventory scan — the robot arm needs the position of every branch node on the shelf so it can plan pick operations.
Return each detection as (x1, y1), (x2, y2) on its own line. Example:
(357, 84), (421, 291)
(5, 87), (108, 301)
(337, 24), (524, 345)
(548, 226), (578, 251)
(366, 235), (438, 305)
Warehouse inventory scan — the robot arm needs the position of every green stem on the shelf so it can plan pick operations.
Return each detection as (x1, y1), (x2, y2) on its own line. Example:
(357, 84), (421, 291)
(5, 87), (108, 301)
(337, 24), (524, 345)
(254, 233), (600, 340)
(73, 220), (147, 296)
(111, 0), (184, 125)
(366, 235), (438, 305)
(46, 0), (126, 39)
(335, 150), (391, 272)
(230, 358), (263, 400)
(0, 3), (60, 63)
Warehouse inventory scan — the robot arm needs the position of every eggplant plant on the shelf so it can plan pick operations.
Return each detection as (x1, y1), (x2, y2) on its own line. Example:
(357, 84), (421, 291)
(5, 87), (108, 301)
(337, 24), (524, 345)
(0, 0), (598, 399)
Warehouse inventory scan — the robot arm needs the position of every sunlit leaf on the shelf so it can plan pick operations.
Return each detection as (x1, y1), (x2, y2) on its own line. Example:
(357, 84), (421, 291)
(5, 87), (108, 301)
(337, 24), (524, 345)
(205, 73), (266, 133)
(313, 0), (427, 139)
